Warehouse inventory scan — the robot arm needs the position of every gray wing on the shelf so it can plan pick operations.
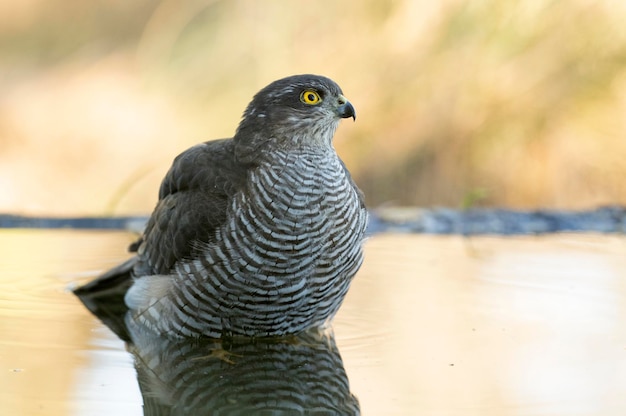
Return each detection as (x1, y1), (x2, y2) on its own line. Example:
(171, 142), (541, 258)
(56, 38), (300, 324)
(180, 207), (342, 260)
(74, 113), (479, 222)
(74, 138), (247, 296)
(132, 138), (248, 276)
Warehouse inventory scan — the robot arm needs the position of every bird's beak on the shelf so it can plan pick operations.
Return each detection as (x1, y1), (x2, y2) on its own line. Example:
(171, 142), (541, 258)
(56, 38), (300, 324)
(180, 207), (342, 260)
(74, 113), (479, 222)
(336, 95), (356, 121)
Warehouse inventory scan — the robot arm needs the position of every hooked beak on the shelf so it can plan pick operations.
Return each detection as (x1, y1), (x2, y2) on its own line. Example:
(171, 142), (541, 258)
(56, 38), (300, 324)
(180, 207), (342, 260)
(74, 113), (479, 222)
(336, 94), (356, 121)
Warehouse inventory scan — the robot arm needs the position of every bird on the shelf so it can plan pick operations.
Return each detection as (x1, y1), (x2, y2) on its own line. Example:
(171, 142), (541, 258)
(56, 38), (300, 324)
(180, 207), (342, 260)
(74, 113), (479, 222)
(74, 74), (368, 339)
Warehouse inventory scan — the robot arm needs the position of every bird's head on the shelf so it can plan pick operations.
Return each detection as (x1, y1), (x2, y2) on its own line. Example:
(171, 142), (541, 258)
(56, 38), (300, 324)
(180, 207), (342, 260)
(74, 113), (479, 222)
(234, 74), (355, 161)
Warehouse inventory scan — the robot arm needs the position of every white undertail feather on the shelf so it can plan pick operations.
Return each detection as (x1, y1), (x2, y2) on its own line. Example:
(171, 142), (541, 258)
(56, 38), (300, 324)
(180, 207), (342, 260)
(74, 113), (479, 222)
(125, 275), (173, 313)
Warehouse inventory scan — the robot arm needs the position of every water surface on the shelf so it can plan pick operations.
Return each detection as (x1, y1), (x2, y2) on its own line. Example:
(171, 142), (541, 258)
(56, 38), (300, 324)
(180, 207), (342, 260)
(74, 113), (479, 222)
(2, 230), (626, 415)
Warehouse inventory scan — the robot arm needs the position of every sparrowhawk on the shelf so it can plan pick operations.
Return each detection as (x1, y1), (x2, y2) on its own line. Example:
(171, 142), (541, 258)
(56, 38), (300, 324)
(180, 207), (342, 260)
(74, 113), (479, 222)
(75, 74), (368, 338)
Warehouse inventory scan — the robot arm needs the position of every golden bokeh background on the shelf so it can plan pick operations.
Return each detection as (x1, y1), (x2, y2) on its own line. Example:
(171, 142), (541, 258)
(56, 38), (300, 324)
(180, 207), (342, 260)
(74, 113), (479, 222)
(2, 0), (626, 216)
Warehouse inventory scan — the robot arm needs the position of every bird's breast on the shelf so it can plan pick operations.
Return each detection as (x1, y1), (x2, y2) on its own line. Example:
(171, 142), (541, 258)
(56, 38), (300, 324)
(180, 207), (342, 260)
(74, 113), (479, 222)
(237, 150), (362, 260)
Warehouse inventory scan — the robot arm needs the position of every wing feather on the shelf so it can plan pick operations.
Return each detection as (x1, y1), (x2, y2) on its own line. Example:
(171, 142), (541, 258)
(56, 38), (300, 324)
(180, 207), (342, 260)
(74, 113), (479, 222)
(133, 138), (247, 276)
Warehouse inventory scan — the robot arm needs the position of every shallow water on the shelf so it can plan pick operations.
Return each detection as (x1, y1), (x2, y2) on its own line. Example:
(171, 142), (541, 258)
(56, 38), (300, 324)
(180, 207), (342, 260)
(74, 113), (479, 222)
(2, 229), (626, 415)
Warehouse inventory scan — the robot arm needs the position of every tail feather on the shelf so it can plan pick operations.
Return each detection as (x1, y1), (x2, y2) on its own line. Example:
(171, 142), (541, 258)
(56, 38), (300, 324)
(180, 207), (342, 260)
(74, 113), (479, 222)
(74, 256), (137, 295)
(74, 256), (138, 342)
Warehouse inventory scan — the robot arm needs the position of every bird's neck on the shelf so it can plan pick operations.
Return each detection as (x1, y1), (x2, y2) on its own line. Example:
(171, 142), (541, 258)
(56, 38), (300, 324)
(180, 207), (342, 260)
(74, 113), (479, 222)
(234, 130), (338, 165)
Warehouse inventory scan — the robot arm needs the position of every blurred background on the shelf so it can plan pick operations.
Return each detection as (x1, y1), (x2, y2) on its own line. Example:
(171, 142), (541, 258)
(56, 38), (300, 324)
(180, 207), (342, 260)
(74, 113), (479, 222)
(2, 0), (626, 216)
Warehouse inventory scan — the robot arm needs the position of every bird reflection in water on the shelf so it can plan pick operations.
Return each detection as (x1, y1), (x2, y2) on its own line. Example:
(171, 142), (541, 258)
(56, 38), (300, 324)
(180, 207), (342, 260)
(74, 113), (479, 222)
(75, 284), (360, 415)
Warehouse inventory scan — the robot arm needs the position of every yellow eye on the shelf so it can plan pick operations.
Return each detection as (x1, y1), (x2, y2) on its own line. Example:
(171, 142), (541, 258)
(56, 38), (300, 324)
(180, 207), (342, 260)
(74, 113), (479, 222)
(300, 90), (322, 105)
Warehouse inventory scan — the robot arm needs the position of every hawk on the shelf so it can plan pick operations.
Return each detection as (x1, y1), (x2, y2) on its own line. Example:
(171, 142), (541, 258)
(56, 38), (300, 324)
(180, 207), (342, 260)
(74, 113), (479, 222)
(75, 74), (368, 338)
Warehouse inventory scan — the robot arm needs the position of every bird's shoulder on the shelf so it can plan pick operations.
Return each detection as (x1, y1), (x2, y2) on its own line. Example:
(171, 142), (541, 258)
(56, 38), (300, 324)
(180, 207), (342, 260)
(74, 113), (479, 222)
(133, 138), (248, 276)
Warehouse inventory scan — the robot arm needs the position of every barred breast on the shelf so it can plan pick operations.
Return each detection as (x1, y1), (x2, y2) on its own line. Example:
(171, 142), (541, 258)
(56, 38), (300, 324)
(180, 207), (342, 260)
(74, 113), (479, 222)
(126, 148), (368, 338)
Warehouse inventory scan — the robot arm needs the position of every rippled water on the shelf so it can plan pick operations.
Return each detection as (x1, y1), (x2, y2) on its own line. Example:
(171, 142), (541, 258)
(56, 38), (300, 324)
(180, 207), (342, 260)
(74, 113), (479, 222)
(2, 230), (626, 415)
